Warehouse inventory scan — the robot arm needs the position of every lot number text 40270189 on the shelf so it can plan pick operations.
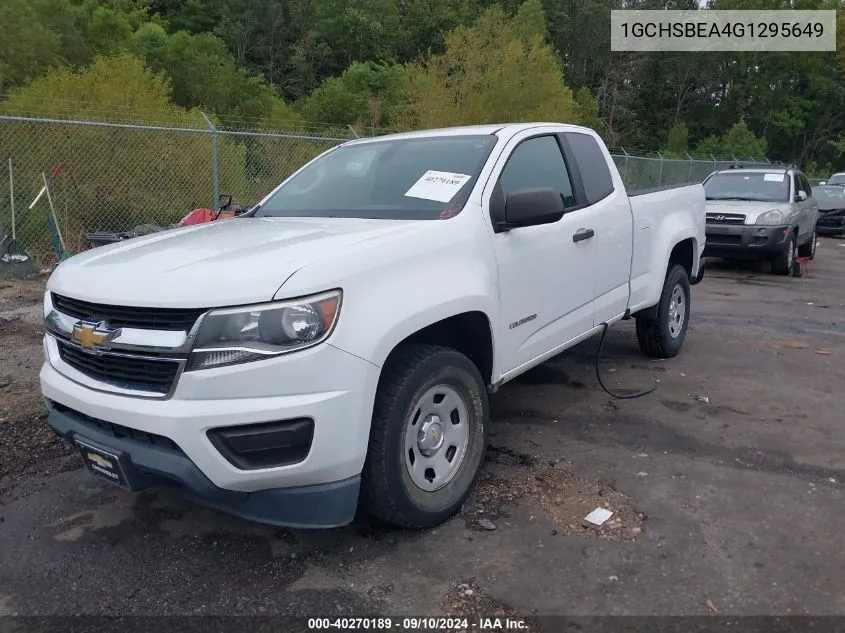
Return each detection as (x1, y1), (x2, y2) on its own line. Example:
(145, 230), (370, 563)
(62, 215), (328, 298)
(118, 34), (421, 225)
(306, 616), (530, 630)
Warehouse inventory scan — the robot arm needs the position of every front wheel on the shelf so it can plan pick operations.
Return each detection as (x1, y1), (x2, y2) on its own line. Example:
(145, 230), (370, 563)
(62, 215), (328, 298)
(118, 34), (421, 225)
(635, 264), (691, 359)
(772, 232), (796, 276)
(361, 344), (489, 528)
(798, 226), (817, 260)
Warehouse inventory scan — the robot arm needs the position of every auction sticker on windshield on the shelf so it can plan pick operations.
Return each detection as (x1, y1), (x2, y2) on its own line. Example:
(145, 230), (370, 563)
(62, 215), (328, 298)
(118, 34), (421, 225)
(405, 170), (471, 203)
(764, 173), (785, 182)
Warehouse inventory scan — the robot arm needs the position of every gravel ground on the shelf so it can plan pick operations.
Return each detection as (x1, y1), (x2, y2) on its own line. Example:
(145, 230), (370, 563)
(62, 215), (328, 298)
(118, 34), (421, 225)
(0, 279), (75, 487)
(1, 240), (844, 622)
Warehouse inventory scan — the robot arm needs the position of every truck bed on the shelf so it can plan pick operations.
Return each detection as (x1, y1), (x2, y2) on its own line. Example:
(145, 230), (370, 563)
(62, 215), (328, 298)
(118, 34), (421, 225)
(626, 182), (707, 314)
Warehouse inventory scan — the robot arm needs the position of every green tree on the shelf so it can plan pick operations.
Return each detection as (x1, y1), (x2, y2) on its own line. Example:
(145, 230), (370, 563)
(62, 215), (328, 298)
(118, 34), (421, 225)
(720, 121), (768, 158)
(0, 0), (139, 91)
(665, 121), (690, 157)
(131, 23), (299, 121)
(309, 0), (402, 73)
(301, 62), (407, 128)
(397, 1), (580, 129)
(148, 0), (222, 34)
(395, 0), (476, 61)
(695, 135), (722, 157)
(693, 122), (767, 158)
(0, 0), (63, 90)
(574, 87), (603, 135)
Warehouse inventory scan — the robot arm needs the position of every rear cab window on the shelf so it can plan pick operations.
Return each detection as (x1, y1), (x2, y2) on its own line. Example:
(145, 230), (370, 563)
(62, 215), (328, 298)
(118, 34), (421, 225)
(563, 132), (615, 204)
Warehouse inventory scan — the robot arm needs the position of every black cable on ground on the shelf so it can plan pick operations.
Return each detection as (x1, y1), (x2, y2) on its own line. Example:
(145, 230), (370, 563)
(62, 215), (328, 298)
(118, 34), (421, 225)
(595, 322), (658, 399)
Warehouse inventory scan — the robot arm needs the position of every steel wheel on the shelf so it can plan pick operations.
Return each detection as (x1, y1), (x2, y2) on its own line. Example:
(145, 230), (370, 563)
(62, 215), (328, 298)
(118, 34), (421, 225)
(403, 384), (470, 492)
(667, 283), (685, 339)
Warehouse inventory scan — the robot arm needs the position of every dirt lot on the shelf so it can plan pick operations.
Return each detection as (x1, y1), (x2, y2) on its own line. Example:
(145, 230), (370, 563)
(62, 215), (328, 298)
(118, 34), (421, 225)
(1, 240), (845, 621)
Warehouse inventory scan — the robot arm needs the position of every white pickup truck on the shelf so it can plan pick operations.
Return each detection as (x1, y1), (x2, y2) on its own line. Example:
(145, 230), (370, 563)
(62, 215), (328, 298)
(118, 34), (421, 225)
(41, 123), (705, 529)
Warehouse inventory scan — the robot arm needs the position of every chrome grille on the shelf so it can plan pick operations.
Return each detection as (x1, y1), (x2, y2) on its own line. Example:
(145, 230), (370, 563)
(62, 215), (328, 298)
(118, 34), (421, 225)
(706, 213), (746, 225)
(57, 340), (181, 395)
(51, 293), (206, 331)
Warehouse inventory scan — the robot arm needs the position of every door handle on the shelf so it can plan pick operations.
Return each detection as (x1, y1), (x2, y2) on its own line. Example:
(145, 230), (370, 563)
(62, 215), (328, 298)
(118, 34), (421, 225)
(572, 228), (595, 243)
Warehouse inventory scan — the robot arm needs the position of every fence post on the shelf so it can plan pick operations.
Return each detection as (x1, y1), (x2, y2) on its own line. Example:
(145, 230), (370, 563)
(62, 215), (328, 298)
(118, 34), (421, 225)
(347, 125), (360, 139)
(711, 154), (717, 173)
(657, 151), (664, 186)
(200, 111), (220, 209)
(686, 152), (694, 181)
(621, 146), (629, 179)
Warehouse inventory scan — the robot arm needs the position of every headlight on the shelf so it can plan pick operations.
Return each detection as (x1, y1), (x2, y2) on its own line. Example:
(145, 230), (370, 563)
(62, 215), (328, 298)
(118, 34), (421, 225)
(187, 290), (341, 370)
(756, 209), (785, 226)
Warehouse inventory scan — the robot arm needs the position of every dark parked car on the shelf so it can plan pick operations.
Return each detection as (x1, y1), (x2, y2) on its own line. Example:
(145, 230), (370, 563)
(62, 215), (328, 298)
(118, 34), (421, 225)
(814, 185), (845, 235)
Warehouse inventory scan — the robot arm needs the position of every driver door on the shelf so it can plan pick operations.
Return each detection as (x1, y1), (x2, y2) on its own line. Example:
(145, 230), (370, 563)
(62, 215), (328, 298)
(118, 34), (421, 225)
(482, 130), (597, 376)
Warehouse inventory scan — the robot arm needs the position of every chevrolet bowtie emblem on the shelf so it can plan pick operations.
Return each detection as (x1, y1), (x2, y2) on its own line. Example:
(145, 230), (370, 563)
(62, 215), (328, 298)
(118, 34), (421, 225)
(71, 321), (121, 352)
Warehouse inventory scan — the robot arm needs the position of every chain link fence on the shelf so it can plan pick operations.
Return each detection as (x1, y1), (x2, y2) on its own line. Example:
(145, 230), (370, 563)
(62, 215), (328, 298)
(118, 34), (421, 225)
(609, 150), (781, 190)
(0, 113), (790, 273)
(0, 114), (349, 272)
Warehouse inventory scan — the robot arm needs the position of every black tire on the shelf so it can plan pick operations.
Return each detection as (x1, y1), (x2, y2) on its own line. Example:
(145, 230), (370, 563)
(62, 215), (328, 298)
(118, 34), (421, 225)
(361, 343), (489, 529)
(798, 226), (817, 260)
(772, 232), (796, 275)
(635, 264), (691, 359)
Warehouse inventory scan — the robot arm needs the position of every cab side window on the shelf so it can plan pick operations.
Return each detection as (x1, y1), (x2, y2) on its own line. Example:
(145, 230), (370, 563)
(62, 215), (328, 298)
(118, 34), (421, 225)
(800, 175), (812, 198)
(498, 136), (576, 209)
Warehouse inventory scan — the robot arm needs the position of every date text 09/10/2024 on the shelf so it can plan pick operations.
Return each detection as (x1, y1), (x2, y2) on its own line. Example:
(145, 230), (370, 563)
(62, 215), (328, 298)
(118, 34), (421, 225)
(306, 617), (529, 630)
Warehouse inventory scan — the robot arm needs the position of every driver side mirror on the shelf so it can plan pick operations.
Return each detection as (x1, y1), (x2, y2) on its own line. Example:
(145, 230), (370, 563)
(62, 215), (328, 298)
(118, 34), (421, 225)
(819, 181), (827, 186)
(796, 190), (808, 202)
(498, 187), (565, 231)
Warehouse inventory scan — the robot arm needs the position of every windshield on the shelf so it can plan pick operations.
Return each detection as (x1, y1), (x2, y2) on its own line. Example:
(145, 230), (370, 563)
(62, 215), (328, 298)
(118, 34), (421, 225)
(704, 172), (790, 202)
(254, 135), (498, 220)
(815, 186), (845, 208)
(827, 174), (845, 186)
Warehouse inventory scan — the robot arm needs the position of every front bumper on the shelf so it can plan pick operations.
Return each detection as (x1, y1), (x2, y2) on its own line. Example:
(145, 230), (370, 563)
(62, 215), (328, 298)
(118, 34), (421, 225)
(703, 223), (790, 259)
(40, 337), (381, 527)
(818, 212), (845, 235)
(47, 405), (360, 528)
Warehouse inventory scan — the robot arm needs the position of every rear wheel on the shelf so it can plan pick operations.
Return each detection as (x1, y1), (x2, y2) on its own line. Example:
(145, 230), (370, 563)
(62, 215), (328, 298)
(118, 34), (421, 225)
(798, 226), (817, 260)
(772, 233), (796, 275)
(361, 344), (489, 528)
(635, 264), (691, 359)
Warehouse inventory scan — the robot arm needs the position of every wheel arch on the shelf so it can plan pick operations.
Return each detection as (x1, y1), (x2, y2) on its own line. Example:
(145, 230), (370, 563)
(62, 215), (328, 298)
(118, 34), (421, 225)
(380, 311), (495, 388)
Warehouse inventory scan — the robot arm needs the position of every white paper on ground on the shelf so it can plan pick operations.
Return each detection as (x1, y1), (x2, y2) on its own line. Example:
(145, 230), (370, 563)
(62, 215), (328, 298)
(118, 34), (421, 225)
(764, 173), (785, 182)
(405, 170), (471, 203)
(584, 507), (613, 526)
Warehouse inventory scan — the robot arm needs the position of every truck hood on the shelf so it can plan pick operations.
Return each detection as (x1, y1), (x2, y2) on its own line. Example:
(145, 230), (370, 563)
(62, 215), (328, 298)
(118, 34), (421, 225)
(47, 217), (432, 307)
(705, 200), (790, 224)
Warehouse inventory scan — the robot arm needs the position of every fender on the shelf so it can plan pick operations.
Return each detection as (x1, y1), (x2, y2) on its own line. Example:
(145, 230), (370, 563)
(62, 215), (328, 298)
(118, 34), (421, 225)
(276, 213), (503, 375)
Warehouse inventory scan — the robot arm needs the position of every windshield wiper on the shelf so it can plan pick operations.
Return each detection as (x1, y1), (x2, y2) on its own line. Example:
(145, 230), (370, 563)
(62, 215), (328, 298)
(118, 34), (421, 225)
(706, 196), (765, 202)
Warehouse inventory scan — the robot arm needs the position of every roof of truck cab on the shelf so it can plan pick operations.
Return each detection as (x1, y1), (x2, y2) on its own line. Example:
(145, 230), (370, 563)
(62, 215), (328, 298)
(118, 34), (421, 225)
(342, 122), (592, 145)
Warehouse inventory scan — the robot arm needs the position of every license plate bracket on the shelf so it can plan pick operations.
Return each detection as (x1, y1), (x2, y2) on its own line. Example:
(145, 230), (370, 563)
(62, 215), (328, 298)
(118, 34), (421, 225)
(75, 439), (131, 489)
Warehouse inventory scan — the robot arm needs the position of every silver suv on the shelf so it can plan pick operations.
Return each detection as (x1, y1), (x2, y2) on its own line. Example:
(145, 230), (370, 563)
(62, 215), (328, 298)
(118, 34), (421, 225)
(702, 165), (819, 275)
